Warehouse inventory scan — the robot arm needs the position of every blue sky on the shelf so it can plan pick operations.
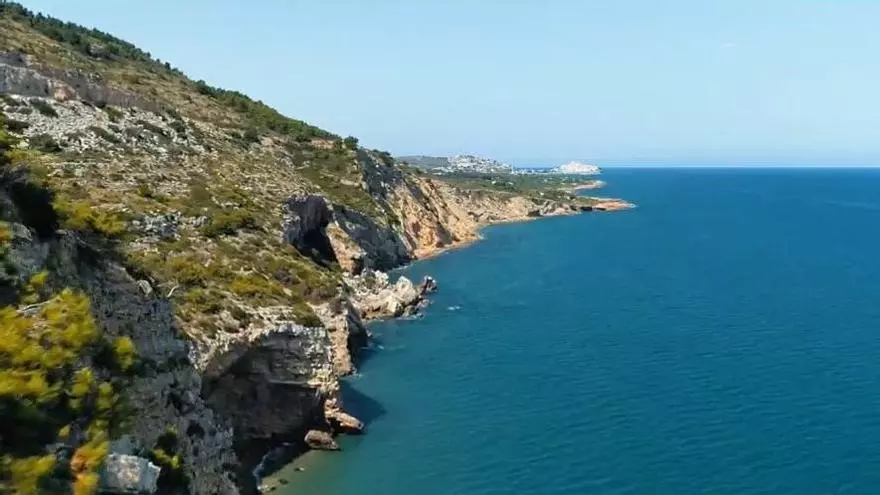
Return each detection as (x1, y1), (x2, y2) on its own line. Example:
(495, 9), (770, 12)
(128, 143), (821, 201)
(19, 0), (880, 166)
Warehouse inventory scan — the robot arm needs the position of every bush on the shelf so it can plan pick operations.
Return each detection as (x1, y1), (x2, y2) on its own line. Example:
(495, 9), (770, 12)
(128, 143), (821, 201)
(28, 99), (58, 118)
(200, 210), (257, 238)
(0, 289), (126, 492)
(102, 107), (124, 123)
(168, 120), (186, 136)
(343, 136), (359, 150)
(3, 119), (30, 133)
(242, 127), (260, 144)
(53, 196), (127, 238)
(136, 183), (154, 198)
(148, 429), (190, 492)
(29, 134), (62, 153)
(88, 126), (121, 144)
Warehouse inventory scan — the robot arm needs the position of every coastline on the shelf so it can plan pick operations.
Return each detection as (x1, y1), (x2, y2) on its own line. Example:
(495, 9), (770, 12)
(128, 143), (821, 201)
(414, 200), (633, 262)
(256, 196), (635, 492)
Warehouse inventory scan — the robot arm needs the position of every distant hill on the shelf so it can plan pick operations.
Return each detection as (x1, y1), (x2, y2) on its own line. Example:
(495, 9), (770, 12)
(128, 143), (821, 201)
(397, 155), (451, 169)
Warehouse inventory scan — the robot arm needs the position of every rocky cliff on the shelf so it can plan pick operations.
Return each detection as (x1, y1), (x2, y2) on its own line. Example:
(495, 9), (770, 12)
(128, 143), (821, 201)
(0, 4), (632, 493)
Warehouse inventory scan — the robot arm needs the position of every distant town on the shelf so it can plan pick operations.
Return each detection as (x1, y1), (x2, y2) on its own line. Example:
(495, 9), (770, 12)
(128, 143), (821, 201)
(399, 155), (602, 176)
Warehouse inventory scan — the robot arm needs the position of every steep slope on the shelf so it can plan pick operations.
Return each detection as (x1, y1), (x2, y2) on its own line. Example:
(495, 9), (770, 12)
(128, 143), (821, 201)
(0, 2), (631, 493)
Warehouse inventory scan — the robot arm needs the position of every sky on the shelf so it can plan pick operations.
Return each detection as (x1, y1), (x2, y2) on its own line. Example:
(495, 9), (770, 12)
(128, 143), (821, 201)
(17, 0), (880, 166)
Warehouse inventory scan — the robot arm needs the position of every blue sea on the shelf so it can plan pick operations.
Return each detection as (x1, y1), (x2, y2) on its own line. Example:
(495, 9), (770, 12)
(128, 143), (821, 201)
(282, 168), (880, 495)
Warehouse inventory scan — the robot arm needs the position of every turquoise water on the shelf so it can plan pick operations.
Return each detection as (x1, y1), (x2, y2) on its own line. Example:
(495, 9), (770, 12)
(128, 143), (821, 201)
(285, 168), (880, 494)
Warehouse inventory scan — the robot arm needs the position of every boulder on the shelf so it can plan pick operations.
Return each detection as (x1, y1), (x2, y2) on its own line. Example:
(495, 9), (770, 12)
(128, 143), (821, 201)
(99, 454), (161, 494)
(418, 275), (438, 294)
(324, 398), (365, 434)
(304, 430), (339, 451)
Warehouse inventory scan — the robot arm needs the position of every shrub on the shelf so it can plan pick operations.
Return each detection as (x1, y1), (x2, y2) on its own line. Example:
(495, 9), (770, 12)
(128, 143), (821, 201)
(136, 183), (154, 198)
(0, 94), (22, 107)
(3, 119), (30, 133)
(29, 134), (62, 153)
(242, 127), (260, 144)
(0, 288), (126, 492)
(28, 99), (58, 118)
(343, 136), (359, 150)
(168, 120), (186, 136)
(102, 106), (124, 122)
(88, 126), (121, 144)
(112, 337), (137, 372)
(53, 197), (127, 238)
(200, 210), (257, 238)
(148, 429), (190, 492)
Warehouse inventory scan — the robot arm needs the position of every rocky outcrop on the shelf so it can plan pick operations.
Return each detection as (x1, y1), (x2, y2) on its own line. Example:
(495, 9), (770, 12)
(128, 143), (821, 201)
(304, 430), (338, 451)
(312, 299), (368, 376)
(197, 316), (337, 441)
(324, 396), (365, 433)
(282, 195), (337, 266)
(591, 198), (636, 211)
(0, 51), (158, 110)
(99, 454), (161, 494)
(332, 205), (411, 273)
(344, 270), (435, 320)
(2, 217), (239, 495)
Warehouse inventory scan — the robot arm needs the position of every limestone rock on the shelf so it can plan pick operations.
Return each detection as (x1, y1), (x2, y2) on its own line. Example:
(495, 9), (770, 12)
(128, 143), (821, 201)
(282, 195), (336, 264)
(304, 430), (338, 451)
(0, 52), (158, 110)
(131, 212), (181, 240)
(344, 270), (431, 320)
(324, 397), (364, 434)
(99, 454), (161, 494)
(312, 300), (368, 375)
(419, 275), (438, 294)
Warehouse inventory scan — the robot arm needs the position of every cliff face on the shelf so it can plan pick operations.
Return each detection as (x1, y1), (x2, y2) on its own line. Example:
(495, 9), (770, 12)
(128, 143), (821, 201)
(1, 203), (239, 494)
(0, 6), (632, 493)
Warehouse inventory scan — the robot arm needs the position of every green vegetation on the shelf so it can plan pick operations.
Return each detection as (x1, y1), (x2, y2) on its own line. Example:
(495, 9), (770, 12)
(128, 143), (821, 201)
(0, 287), (131, 494)
(2, 118), (29, 133)
(88, 125), (122, 144)
(148, 429), (189, 493)
(1, 110), (139, 494)
(194, 80), (335, 141)
(200, 209), (258, 238)
(168, 119), (186, 136)
(0, 1), (183, 72)
(53, 195), (128, 238)
(28, 98), (59, 117)
(29, 133), (62, 153)
(102, 106), (124, 122)
(373, 149), (394, 166)
(437, 171), (599, 203)
(343, 136), (359, 150)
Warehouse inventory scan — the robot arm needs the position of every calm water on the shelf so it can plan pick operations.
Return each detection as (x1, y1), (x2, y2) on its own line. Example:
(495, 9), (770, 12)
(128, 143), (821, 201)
(283, 168), (880, 495)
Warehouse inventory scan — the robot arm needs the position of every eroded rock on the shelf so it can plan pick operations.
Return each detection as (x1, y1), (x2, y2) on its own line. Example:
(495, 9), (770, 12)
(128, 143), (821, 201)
(99, 454), (161, 494)
(304, 430), (338, 451)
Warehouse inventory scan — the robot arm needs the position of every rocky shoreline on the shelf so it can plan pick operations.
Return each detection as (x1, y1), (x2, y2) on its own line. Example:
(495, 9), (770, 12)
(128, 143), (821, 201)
(250, 197), (635, 493)
(0, 34), (635, 494)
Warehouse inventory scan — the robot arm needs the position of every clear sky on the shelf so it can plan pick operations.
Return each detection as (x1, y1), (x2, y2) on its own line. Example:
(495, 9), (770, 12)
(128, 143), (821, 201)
(17, 1), (880, 166)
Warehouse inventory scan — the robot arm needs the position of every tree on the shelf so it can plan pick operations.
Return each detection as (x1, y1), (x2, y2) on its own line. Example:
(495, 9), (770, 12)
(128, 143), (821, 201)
(343, 136), (359, 150)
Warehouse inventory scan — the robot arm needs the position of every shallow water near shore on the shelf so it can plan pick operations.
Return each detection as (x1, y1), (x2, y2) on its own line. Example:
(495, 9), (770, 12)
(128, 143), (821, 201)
(276, 168), (880, 494)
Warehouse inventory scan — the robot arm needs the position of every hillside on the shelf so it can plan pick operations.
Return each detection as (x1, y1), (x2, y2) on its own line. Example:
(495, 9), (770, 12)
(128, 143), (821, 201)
(0, 2), (632, 493)
(397, 155), (450, 169)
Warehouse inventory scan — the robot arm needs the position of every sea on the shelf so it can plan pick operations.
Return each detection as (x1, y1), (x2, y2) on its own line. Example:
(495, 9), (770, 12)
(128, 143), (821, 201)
(277, 167), (880, 495)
